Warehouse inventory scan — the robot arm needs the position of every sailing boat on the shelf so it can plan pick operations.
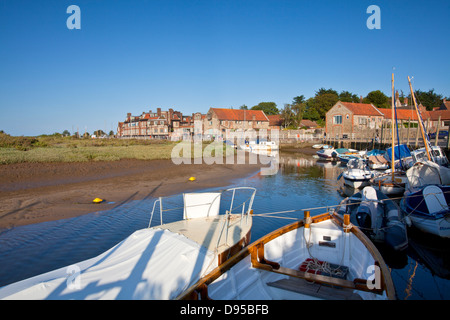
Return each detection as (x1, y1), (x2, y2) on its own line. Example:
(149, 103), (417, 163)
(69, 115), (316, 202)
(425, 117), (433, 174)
(369, 74), (408, 196)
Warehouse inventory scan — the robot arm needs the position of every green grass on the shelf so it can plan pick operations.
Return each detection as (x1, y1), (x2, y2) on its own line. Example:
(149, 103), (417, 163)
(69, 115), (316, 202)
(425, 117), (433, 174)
(0, 132), (235, 164)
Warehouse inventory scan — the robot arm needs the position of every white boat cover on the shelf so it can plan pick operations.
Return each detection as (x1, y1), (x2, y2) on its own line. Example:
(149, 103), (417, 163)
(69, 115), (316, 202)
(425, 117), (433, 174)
(406, 160), (450, 189)
(0, 228), (218, 300)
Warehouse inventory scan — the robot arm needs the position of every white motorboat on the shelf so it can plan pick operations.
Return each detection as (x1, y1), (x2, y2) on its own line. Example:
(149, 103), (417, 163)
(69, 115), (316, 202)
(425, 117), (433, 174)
(0, 187), (256, 300)
(340, 158), (375, 189)
(240, 140), (279, 152)
(178, 211), (396, 300)
(410, 146), (449, 168)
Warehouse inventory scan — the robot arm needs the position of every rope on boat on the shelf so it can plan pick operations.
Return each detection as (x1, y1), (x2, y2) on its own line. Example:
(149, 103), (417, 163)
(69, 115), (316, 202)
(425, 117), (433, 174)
(251, 189), (450, 231)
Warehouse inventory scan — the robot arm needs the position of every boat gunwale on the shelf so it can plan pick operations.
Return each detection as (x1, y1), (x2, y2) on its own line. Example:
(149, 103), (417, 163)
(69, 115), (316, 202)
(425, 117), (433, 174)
(176, 212), (396, 300)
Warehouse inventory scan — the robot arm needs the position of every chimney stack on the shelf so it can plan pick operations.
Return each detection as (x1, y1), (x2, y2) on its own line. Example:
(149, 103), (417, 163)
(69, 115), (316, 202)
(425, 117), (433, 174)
(360, 96), (363, 103)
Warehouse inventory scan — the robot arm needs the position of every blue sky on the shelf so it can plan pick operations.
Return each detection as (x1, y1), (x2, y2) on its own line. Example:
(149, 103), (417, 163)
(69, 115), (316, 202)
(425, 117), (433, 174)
(1, 0), (449, 136)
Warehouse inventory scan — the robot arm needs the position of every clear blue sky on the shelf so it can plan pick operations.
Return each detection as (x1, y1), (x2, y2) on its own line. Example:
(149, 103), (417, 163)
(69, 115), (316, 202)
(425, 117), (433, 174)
(1, 0), (449, 136)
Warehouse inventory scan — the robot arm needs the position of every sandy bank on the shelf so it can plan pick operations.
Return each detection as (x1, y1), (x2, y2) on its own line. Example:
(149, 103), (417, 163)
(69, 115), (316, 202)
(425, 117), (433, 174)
(0, 158), (263, 229)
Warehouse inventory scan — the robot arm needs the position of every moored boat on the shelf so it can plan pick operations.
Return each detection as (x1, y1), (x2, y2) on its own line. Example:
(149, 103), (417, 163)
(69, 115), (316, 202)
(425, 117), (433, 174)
(335, 186), (409, 251)
(369, 171), (408, 196)
(401, 160), (450, 238)
(177, 210), (396, 300)
(0, 187), (256, 300)
(401, 184), (450, 238)
(340, 158), (375, 189)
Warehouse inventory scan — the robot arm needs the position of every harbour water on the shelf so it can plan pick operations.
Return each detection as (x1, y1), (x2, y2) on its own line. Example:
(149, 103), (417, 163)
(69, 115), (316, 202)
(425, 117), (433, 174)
(1, 151), (450, 299)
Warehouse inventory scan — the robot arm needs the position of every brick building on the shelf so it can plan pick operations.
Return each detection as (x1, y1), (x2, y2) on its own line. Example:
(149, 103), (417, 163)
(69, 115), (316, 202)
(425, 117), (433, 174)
(325, 101), (384, 138)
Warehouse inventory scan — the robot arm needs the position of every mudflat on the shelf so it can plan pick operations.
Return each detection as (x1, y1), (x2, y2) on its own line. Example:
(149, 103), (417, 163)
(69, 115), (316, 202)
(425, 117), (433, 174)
(0, 158), (263, 229)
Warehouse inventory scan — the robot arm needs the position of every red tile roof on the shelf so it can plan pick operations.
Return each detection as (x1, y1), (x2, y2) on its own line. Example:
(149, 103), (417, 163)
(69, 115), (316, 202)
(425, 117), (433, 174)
(339, 102), (383, 117)
(210, 108), (269, 121)
(300, 119), (318, 128)
(377, 108), (422, 121)
(267, 114), (283, 126)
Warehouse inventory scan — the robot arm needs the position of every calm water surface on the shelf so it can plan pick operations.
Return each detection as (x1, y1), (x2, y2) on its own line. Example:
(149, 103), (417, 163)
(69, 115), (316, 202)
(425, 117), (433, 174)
(1, 152), (450, 300)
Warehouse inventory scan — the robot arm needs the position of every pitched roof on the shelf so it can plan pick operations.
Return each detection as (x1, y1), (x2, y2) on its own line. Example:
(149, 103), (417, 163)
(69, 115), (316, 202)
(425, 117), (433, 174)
(377, 108), (422, 121)
(300, 119), (318, 128)
(267, 114), (283, 126)
(210, 108), (269, 121)
(339, 102), (383, 116)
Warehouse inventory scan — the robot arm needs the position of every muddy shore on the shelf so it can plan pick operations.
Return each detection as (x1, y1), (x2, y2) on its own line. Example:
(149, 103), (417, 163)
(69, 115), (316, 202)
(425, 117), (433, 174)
(0, 157), (265, 229)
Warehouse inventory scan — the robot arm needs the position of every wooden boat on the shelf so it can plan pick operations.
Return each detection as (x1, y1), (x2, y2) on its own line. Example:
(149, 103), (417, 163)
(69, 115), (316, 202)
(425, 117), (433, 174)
(369, 170), (408, 196)
(335, 186), (409, 251)
(0, 187), (256, 300)
(178, 211), (396, 300)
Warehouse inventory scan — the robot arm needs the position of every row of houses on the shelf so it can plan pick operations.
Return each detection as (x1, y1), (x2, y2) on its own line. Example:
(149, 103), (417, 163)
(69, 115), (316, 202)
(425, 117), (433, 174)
(117, 97), (450, 140)
(117, 107), (317, 140)
(325, 98), (450, 139)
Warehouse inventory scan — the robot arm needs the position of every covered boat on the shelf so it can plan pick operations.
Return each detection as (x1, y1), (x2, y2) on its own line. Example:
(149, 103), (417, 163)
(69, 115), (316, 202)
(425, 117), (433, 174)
(0, 187), (256, 300)
(335, 186), (408, 251)
(401, 161), (450, 238)
(177, 210), (395, 300)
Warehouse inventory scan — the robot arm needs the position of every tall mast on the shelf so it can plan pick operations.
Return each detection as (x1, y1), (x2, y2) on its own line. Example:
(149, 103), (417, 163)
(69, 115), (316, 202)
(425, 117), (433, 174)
(408, 76), (432, 161)
(391, 73), (395, 181)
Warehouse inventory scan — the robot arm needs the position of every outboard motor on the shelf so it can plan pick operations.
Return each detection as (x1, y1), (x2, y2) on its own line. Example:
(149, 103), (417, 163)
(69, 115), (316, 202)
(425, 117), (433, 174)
(356, 205), (372, 232)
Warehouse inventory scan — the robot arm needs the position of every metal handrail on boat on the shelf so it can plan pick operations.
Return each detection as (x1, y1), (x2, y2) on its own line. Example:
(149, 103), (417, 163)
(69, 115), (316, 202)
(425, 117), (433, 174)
(147, 187), (257, 249)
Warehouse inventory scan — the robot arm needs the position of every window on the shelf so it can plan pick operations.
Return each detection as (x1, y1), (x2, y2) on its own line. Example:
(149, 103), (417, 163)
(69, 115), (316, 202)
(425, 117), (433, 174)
(359, 117), (367, 125)
(333, 115), (342, 124)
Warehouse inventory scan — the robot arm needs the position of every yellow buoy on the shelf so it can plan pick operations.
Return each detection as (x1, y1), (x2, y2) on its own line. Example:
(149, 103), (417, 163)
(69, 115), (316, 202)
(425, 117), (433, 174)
(93, 198), (104, 203)
(188, 177), (196, 181)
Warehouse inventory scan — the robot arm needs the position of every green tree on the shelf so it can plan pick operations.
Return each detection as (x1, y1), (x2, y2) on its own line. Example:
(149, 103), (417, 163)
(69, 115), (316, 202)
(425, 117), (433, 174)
(109, 130), (115, 136)
(292, 95), (305, 105)
(62, 130), (70, 137)
(338, 91), (360, 103)
(364, 90), (389, 108)
(411, 89), (443, 110)
(239, 104), (248, 110)
(251, 102), (279, 115)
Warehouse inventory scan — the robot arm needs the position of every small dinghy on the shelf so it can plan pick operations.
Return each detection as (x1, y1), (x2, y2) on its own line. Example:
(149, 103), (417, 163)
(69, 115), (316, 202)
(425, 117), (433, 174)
(178, 211), (396, 300)
(335, 186), (409, 251)
(0, 187), (256, 300)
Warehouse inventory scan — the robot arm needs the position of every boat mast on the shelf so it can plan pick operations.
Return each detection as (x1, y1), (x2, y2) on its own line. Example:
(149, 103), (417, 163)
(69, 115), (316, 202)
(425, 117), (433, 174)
(408, 76), (432, 161)
(391, 73), (395, 181)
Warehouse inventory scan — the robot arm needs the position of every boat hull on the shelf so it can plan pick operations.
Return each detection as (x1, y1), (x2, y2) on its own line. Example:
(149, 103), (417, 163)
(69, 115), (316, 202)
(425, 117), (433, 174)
(401, 185), (450, 238)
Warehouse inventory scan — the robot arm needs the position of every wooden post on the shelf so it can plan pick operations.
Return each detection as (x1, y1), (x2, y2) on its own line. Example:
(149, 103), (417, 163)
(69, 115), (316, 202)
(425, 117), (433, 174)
(304, 211), (311, 228)
(415, 125), (420, 148)
(435, 116), (441, 147)
(447, 129), (450, 149)
(343, 214), (351, 233)
(407, 118), (411, 147)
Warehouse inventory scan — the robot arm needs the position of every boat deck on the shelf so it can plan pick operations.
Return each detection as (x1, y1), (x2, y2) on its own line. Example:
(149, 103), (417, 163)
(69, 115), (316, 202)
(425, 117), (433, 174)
(160, 213), (252, 255)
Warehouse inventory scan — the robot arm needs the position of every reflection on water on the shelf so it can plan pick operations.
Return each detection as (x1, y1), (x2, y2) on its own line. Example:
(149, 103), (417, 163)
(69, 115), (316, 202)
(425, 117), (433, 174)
(1, 151), (450, 299)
